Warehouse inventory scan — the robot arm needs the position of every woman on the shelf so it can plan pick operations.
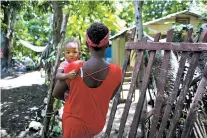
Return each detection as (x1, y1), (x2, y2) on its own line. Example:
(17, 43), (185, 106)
(53, 22), (122, 138)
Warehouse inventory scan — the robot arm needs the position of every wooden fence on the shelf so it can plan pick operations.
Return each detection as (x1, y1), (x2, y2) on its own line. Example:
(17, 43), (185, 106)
(104, 29), (207, 138)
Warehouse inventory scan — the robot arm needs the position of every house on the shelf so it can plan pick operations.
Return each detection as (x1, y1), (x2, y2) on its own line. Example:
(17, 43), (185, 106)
(110, 10), (207, 67)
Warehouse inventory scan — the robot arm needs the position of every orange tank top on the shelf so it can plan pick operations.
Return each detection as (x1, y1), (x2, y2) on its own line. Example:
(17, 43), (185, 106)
(63, 60), (122, 135)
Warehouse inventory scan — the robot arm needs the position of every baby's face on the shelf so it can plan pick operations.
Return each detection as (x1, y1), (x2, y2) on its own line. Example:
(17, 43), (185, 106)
(64, 42), (80, 62)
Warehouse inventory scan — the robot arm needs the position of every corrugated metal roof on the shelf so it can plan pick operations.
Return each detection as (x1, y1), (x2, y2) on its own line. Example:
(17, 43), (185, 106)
(110, 10), (207, 40)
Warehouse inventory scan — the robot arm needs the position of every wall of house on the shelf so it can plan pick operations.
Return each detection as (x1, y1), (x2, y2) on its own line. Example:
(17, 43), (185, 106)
(111, 34), (126, 67)
(111, 13), (206, 68)
(145, 14), (206, 37)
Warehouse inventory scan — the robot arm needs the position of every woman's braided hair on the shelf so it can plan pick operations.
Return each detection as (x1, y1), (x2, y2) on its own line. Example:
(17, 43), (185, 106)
(87, 22), (109, 50)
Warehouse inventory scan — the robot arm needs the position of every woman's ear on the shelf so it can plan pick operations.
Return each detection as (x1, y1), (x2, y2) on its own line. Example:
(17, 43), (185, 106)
(86, 41), (92, 52)
(89, 46), (93, 52)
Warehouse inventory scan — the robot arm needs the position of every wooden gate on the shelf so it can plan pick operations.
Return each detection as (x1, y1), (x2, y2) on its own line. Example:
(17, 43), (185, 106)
(104, 29), (207, 138)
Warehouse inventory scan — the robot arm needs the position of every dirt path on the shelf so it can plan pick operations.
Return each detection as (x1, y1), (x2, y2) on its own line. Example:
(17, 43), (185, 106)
(0, 71), (153, 138)
(1, 71), (47, 137)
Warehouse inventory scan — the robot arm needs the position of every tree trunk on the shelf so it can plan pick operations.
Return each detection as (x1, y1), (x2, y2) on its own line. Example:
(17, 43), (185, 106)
(134, 1), (143, 42)
(42, 5), (70, 137)
(130, 0), (143, 67)
(6, 8), (17, 67)
(43, 2), (63, 84)
(134, 1), (145, 138)
(2, 5), (11, 69)
(51, 1), (63, 46)
(3, 5), (10, 35)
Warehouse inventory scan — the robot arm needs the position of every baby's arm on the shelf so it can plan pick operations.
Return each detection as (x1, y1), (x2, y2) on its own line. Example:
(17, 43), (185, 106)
(56, 69), (77, 80)
(56, 69), (68, 80)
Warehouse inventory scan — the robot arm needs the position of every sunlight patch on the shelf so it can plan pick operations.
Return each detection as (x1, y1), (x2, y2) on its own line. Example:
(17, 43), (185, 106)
(0, 129), (10, 138)
(29, 106), (38, 111)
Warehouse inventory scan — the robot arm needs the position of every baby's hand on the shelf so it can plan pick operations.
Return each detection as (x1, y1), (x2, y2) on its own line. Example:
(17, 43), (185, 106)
(67, 70), (77, 80)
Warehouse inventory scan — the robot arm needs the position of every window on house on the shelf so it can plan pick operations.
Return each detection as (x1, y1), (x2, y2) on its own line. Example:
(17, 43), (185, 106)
(176, 17), (190, 25)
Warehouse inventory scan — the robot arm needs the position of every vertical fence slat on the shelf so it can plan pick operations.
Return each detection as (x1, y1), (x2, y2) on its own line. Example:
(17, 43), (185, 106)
(104, 29), (207, 138)
(129, 51), (156, 137)
(156, 52), (188, 138)
(184, 28), (193, 42)
(117, 50), (144, 138)
(167, 52), (200, 138)
(167, 29), (207, 138)
(180, 30), (207, 138)
(104, 50), (131, 137)
(156, 29), (193, 138)
(128, 33), (161, 138)
(195, 117), (206, 138)
(199, 29), (207, 42)
(148, 30), (173, 138)
(197, 115), (207, 138)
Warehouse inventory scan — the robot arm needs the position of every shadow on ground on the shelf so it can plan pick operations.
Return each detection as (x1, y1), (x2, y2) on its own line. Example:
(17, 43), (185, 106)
(1, 84), (47, 137)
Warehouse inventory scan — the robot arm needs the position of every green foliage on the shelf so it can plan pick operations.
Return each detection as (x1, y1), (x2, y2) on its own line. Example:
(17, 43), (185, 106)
(0, 1), (24, 13)
(2, 0), (207, 64)
(12, 3), (51, 61)
(50, 125), (62, 137)
(190, 1), (207, 18)
(117, 1), (189, 27)
(62, 1), (121, 60)
(194, 23), (207, 42)
(113, 1), (135, 28)
(171, 23), (207, 42)
(49, 99), (63, 137)
(142, 1), (188, 22)
(171, 24), (193, 42)
(31, 1), (53, 14)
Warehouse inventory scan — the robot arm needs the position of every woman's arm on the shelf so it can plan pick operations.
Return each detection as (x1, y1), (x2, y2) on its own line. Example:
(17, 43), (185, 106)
(111, 83), (121, 100)
(53, 80), (68, 100)
(111, 65), (122, 100)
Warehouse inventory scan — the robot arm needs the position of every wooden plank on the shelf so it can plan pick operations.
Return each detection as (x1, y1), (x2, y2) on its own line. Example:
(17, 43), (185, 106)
(195, 118), (206, 138)
(199, 29), (207, 42)
(156, 52), (188, 138)
(197, 115), (207, 138)
(180, 64), (207, 138)
(128, 50), (156, 137)
(141, 109), (154, 123)
(117, 50), (144, 138)
(129, 28), (136, 41)
(126, 42), (207, 51)
(156, 28), (193, 138)
(140, 97), (169, 123)
(167, 52), (200, 138)
(190, 75), (201, 87)
(184, 28), (193, 42)
(149, 30), (173, 138)
(128, 33), (161, 138)
(117, 38), (121, 66)
(135, 37), (148, 101)
(167, 29), (207, 138)
(104, 50), (131, 137)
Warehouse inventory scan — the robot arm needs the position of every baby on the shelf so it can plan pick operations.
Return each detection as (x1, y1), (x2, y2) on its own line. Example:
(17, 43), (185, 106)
(56, 40), (81, 101)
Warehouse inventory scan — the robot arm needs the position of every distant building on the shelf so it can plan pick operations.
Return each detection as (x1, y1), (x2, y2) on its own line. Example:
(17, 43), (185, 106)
(110, 10), (207, 67)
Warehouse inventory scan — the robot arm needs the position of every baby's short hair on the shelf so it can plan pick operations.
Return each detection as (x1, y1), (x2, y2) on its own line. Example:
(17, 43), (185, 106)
(64, 39), (81, 51)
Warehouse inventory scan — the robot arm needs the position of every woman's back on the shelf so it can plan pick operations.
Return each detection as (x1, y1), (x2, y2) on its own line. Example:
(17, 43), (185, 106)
(81, 59), (110, 88)
(63, 61), (121, 135)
